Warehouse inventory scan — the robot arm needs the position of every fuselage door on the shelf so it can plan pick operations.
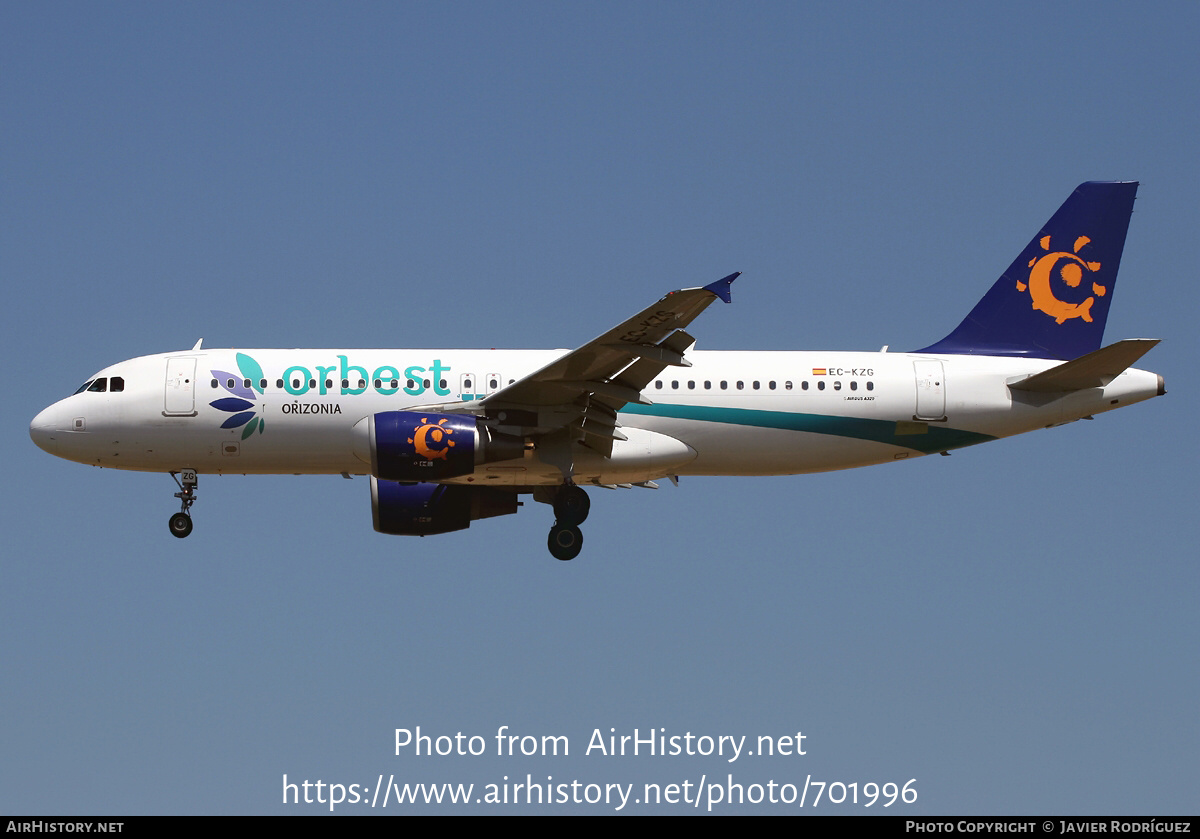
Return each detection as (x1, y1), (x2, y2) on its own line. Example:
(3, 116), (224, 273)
(913, 360), (946, 421)
(164, 357), (198, 416)
(460, 373), (476, 401)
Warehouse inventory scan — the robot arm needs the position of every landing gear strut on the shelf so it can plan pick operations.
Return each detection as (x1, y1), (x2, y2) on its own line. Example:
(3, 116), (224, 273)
(547, 484), (589, 560)
(169, 470), (197, 539)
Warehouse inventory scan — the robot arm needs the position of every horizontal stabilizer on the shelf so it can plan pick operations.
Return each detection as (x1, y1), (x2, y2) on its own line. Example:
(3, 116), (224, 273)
(1008, 339), (1159, 392)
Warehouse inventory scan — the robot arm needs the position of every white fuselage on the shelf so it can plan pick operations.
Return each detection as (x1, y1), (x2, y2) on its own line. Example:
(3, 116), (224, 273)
(29, 347), (1162, 487)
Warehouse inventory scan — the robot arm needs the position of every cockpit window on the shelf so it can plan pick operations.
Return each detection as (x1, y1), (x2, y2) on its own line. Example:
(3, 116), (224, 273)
(110, 376), (125, 393)
(87, 378), (108, 393)
(74, 379), (95, 395)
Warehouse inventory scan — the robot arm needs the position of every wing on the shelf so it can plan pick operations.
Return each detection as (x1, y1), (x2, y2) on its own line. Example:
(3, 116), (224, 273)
(415, 272), (739, 457)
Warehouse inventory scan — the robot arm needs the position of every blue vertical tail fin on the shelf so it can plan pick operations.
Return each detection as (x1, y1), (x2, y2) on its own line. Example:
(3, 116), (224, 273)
(916, 181), (1138, 360)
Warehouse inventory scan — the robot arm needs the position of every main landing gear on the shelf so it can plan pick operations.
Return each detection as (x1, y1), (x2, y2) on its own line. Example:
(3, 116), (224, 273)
(548, 484), (590, 561)
(168, 470), (197, 538)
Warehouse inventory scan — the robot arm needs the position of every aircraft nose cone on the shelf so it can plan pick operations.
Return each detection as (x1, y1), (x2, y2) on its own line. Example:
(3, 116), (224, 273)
(30, 406), (60, 455)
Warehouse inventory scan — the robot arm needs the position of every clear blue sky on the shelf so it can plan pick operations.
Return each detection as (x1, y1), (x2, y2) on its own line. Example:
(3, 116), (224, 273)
(3, 1), (1196, 814)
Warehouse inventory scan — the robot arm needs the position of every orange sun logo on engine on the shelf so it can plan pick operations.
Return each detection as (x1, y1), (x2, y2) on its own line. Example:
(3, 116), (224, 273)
(408, 417), (456, 460)
(1017, 235), (1106, 324)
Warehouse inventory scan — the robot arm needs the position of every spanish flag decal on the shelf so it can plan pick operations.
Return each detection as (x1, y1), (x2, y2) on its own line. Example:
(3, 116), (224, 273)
(812, 368), (827, 376)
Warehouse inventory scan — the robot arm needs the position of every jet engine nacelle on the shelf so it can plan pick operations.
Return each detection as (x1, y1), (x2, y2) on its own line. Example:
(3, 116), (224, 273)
(353, 411), (525, 481)
(371, 479), (519, 536)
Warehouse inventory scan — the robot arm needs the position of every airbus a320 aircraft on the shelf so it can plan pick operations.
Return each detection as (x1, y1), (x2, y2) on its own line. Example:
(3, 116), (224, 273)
(30, 182), (1164, 560)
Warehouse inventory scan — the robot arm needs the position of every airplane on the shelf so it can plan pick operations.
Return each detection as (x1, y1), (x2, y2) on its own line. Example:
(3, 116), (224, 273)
(29, 181), (1165, 560)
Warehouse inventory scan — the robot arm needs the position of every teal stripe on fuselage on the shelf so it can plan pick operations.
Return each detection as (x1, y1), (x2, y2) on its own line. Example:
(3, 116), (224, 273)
(622, 403), (995, 454)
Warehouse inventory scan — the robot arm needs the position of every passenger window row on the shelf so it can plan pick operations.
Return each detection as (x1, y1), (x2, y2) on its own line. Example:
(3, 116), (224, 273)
(653, 379), (875, 392)
(78, 375), (875, 398)
(212, 377), (461, 391)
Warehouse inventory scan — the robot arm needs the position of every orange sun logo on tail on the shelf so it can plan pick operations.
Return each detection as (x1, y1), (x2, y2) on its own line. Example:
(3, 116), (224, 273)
(1017, 235), (1106, 324)
(408, 417), (456, 460)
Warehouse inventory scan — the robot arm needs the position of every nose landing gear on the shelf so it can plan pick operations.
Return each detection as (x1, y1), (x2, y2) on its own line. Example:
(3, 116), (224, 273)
(547, 484), (589, 561)
(168, 470), (197, 539)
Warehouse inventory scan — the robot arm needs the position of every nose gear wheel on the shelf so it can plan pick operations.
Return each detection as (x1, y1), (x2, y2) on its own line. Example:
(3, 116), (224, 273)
(168, 470), (198, 539)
